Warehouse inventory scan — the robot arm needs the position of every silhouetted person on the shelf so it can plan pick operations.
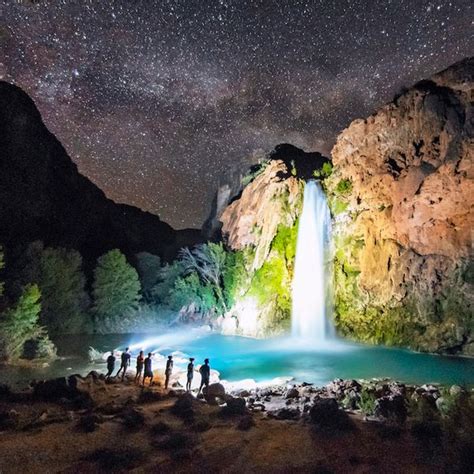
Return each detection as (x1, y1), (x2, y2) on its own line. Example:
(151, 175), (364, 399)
(186, 357), (195, 391)
(135, 350), (144, 384)
(105, 351), (115, 379)
(116, 347), (131, 381)
(165, 355), (173, 389)
(143, 352), (153, 387)
(198, 358), (210, 396)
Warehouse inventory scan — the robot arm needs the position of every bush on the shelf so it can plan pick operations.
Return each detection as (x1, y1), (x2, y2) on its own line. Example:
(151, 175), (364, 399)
(336, 179), (352, 194)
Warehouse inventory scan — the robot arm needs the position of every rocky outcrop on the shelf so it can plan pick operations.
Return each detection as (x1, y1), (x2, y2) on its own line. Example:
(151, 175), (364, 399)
(0, 81), (202, 262)
(328, 57), (473, 354)
(217, 145), (329, 336)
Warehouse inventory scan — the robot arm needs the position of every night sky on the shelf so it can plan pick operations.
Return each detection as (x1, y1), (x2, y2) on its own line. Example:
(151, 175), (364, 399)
(1, 1), (472, 228)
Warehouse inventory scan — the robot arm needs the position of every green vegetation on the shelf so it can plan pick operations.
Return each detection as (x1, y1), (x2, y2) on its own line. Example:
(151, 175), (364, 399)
(0, 284), (55, 361)
(37, 247), (89, 335)
(135, 252), (162, 302)
(313, 161), (333, 179)
(357, 388), (377, 415)
(92, 249), (141, 331)
(241, 160), (269, 187)
(336, 178), (352, 194)
(248, 222), (298, 331)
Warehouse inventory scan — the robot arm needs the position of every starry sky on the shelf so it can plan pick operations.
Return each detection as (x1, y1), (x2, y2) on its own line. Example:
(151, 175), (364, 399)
(1, 1), (472, 228)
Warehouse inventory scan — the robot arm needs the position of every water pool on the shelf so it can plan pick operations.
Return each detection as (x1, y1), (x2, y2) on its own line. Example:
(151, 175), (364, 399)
(1, 331), (473, 389)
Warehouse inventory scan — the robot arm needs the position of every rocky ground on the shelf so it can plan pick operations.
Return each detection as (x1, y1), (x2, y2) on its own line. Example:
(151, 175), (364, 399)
(0, 372), (473, 473)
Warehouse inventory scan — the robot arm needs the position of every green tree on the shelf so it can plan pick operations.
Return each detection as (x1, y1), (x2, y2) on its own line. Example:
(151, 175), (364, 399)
(152, 261), (183, 305)
(92, 249), (141, 326)
(135, 252), (161, 301)
(0, 284), (54, 361)
(169, 273), (217, 315)
(179, 242), (228, 313)
(38, 247), (89, 334)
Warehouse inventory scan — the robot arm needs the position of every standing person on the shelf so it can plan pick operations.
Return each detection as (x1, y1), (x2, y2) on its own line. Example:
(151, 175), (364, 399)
(143, 352), (154, 387)
(186, 357), (195, 392)
(135, 350), (145, 384)
(116, 347), (131, 381)
(198, 358), (210, 396)
(105, 351), (115, 379)
(165, 355), (173, 389)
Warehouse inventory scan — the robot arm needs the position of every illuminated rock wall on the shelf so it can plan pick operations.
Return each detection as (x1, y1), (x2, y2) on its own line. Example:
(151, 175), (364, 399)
(327, 58), (473, 354)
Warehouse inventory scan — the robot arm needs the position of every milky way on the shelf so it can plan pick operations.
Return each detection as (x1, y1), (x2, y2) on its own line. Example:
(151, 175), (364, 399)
(1, 1), (472, 228)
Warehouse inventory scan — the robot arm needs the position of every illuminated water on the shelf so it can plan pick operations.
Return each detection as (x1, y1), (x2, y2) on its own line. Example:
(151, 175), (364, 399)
(1, 332), (473, 388)
(292, 180), (333, 340)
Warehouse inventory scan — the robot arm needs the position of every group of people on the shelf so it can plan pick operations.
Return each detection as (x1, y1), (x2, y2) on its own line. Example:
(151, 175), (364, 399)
(105, 347), (211, 394)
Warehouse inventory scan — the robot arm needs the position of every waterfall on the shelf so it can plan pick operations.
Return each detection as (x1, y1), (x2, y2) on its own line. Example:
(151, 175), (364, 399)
(291, 180), (333, 341)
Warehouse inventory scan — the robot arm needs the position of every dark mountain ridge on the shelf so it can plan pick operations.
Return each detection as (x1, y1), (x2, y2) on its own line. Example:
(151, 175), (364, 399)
(0, 81), (202, 262)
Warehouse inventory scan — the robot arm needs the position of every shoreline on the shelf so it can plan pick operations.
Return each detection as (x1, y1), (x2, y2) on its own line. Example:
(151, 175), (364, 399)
(0, 371), (472, 472)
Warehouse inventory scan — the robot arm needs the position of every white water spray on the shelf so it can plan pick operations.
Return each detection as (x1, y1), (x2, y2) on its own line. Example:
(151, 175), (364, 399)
(291, 180), (333, 341)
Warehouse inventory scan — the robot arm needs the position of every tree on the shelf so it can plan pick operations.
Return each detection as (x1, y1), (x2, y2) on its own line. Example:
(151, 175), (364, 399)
(152, 261), (183, 305)
(92, 249), (141, 326)
(179, 243), (228, 313)
(0, 284), (53, 361)
(38, 247), (89, 334)
(135, 252), (161, 301)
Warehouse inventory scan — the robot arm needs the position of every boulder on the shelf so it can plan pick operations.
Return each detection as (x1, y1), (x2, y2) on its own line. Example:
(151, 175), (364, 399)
(285, 387), (300, 399)
(374, 395), (407, 423)
(220, 396), (247, 417)
(309, 397), (355, 433)
(203, 383), (226, 405)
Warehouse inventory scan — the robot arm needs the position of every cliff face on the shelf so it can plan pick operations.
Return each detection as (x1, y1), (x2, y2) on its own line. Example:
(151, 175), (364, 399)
(328, 57), (473, 354)
(0, 81), (202, 262)
(218, 145), (328, 337)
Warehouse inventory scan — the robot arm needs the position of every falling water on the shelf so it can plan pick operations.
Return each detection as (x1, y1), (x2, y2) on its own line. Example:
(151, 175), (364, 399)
(291, 180), (333, 341)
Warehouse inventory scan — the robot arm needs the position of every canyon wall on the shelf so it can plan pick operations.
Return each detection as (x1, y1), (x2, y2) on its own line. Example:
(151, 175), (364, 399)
(327, 57), (473, 354)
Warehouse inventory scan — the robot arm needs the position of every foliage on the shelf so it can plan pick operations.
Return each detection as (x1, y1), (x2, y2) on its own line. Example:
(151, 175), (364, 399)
(222, 250), (246, 309)
(151, 261), (183, 304)
(0, 284), (54, 361)
(169, 273), (217, 315)
(37, 247), (89, 334)
(357, 388), (377, 415)
(336, 178), (353, 194)
(92, 249), (141, 329)
(241, 160), (269, 187)
(135, 252), (162, 301)
(179, 242), (229, 313)
(247, 222), (298, 329)
(313, 161), (333, 179)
